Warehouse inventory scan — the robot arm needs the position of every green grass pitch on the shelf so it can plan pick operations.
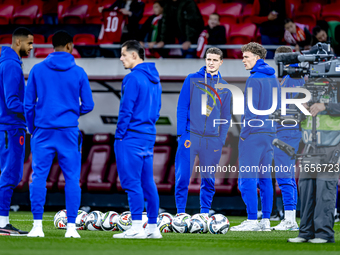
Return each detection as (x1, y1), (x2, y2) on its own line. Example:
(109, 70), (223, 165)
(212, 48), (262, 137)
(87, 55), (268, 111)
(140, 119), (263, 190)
(0, 211), (339, 255)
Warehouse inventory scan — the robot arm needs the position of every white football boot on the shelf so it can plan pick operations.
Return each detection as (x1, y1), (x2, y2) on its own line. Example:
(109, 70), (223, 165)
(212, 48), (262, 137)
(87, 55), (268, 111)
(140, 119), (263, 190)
(259, 218), (271, 231)
(27, 225), (44, 237)
(65, 224), (81, 238)
(144, 225), (162, 239)
(287, 237), (308, 243)
(308, 238), (329, 243)
(113, 228), (147, 239)
(271, 219), (299, 231)
(230, 220), (262, 231)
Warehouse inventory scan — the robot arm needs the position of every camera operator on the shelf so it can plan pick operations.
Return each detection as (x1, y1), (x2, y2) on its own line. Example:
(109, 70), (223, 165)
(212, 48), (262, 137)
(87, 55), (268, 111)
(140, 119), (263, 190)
(288, 79), (340, 243)
(272, 46), (304, 231)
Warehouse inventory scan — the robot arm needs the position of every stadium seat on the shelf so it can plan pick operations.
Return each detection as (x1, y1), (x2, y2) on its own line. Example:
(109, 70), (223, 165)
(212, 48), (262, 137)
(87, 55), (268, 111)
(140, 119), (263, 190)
(239, 4), (252, 24)
(0, 4), (15, 25)
(73, 34), (96, 45)
(197, 3), (217, 25)
(227, 23), (256, 59)
(34, 48), (81, 58)
(62, 133), (112, 192)
(12, 4), (40, 24)
(61, 4), (89, 24)
(224, 23), (230, 42)
(0, 34), (12, 44)
(47, 34), (53, 44)
(139, 2), (154, 24)
(87, 163), (117, 192)
(33, 34), (45, 44)
(85, 6), (102, 24)
(294, 3), (321, 31)
(217, 3), (242, 25)
(14, 154), (32, 192)
(321, 4), (340, 22)
(58, 0), (72, 23)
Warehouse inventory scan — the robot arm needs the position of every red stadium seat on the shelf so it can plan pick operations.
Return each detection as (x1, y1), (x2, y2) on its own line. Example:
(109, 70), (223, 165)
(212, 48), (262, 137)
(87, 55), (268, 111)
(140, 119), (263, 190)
(33, 34), (45, 44)
(87, 163), (117, 192)
(321, 4), (340, 22)
(73, 34), (96, 45)
(58, 0), (72, 23)
(0, 34), (12, 44)
(140, 2), (154, 24)
(12, 4), (40, 24)
(14, 154), (33, 192)
(295, 3), (321, 31)
(68, 133), (112, 192)
(217, 3), (242, 25)
(197, 3), (217, 25)
(85, 5), (102, 24)
(0, 4), (15, 24)
(224, 24), (230, 42)
(62, 4), (89, 24)
(34, 48), (54, 58)
(35, 48), (81, 58)
(239, 4), (252, 24)
(47, 34), (53, 44)
(227, 23), (256, 59)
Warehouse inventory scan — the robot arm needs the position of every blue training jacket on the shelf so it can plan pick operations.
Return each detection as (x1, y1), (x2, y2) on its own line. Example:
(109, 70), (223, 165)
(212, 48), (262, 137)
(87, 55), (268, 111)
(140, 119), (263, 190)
(115, 62), (162, 140)
(0, 46), (26, 130)
(240, 59), (280, 139)
(177, 66), (231, 144)
(25, 51), (94, 134)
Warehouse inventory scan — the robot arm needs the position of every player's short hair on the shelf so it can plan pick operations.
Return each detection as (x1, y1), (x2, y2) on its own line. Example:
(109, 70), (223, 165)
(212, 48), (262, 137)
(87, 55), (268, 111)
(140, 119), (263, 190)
(205, 47), (223, 60)
(275, 46), (293, 54)
(12, 27), (33, 38)
(154, 0), (165, 7)
(122, 40), (145, 60)
(52, 31), (73, 48)
(241, 42), (267, 59)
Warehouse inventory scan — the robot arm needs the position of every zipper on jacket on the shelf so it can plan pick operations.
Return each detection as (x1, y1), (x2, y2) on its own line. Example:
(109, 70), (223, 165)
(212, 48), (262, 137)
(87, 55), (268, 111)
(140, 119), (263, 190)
(5, 131), (8, 149)
(203, 77), (214, 135)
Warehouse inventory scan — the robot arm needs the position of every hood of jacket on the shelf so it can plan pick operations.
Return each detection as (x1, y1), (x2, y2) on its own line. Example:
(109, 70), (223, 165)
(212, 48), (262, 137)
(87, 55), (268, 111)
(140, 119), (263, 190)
(250, 59), (275, 76)
(0, 46), (21, 65)
(44, 51), (76, 71)
(132, 62), (160, 84)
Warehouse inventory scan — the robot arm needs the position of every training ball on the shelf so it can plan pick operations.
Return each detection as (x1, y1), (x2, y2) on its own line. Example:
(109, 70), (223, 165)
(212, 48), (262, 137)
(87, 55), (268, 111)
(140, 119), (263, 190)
(189, 214), (209, 234)
(172, 213), (191, 233)
(207, 214), (230, 234)
(76, 210), (88, 230)
(54, 209), (67, 229)
(101, 211), (119, 231)
(157, 213), (173, 233)
(142, 212), (148, 229)
(117, 211), (132, 231)
(85, 211), (103, 231)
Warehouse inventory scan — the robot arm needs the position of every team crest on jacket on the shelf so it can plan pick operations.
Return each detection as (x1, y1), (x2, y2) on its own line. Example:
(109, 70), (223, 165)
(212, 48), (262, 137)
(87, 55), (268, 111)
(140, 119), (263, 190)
(184, 140), (191, 148)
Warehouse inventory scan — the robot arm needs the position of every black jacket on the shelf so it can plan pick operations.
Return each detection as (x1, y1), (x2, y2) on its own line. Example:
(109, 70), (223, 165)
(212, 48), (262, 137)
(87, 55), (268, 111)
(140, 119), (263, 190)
(160, 0), (204, 44)
(204, 25), (226, 45)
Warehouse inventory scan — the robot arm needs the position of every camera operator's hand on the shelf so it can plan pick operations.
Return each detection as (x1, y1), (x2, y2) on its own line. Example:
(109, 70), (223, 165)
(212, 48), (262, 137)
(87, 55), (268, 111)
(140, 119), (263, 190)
(310, 103), (326, 117)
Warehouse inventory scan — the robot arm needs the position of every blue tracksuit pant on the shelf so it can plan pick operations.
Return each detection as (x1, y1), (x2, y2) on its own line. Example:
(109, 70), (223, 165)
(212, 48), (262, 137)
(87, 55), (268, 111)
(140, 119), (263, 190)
(114, 134), (159, 224)
(0, 128), (25, 216)
(274, 130), (301, 211)
(175, 131), (223, 214)
(29, 128), (82, 223)
(238, 134), (274, 220)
